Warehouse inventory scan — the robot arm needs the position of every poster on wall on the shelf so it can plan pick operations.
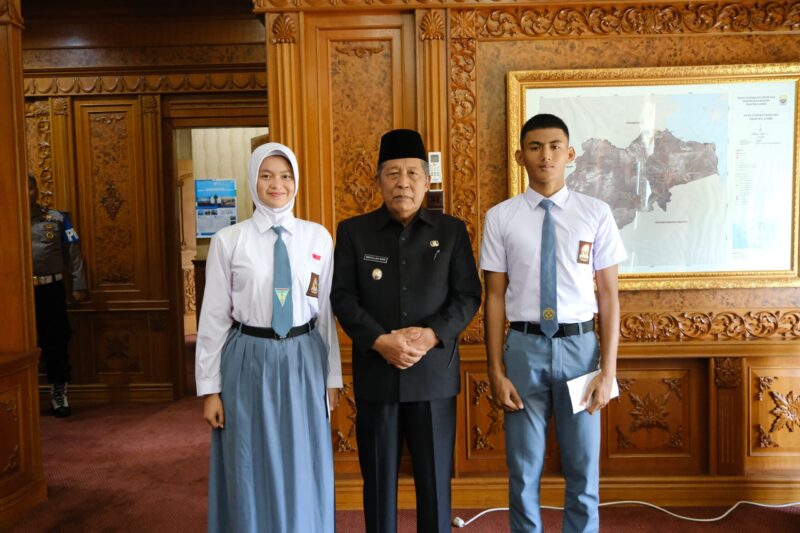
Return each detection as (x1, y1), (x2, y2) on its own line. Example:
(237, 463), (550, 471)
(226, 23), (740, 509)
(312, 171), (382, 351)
(195, 179), (237, 238)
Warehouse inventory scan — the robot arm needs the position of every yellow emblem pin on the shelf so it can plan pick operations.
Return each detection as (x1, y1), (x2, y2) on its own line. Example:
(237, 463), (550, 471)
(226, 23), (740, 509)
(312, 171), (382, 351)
(372, 268), (383, 281)
(430, 240), (439, 247)
(542, 308), (555, 320)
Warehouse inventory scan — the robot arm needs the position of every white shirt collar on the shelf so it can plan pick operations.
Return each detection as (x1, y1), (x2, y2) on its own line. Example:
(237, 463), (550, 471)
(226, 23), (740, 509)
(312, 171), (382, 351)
(522, 185), (569, 210)
(252, 209), (297, 235)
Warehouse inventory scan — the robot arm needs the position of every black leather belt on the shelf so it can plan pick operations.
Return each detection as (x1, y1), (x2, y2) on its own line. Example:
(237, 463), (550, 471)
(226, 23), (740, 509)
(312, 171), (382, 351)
(509, 319), (594, 338)
(232, 319), (315, 340)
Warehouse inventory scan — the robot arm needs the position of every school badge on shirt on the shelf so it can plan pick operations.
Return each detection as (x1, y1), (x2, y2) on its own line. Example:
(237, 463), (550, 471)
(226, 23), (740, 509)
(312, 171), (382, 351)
(577, 241), (592, 264)
(306, 273), (320, 298)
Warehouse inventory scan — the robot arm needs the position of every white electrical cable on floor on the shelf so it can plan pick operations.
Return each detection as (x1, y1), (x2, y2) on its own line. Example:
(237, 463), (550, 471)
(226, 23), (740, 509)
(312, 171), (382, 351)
(451, 500), (800, 528)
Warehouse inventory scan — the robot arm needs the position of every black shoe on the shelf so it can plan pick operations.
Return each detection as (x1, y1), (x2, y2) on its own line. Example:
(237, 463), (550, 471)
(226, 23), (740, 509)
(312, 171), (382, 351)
(51, 383), (71, 418)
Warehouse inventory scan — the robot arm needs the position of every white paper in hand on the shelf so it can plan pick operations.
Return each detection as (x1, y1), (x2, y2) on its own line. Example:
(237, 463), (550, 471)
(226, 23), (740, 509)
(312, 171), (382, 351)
(566, 369), (619, 414)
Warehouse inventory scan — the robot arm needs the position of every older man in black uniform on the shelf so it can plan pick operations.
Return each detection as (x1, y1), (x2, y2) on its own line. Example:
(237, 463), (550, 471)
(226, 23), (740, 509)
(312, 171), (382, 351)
(29, 175), (88, 417)
(332, 129), (481, 533)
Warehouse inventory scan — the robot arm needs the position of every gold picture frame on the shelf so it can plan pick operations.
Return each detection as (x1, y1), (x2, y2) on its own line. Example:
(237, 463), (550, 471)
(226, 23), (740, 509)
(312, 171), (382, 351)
(507, 63), (800, 290)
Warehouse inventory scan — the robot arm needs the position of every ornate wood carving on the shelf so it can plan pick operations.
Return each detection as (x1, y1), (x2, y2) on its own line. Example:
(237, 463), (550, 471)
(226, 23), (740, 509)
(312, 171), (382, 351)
(332, 382), (358, 455)
(663, 377), (683, 400)
(0, 399), (18, 423)
(617, 378), (635, 394)
(470, 377), (503, 452)
(271, 14), (296, 44)
(1, 445), (19, 476)
(629, 390), (671, 432)
(24, 72), (267, 97)
(88, 111), (135, 285)
(768, 389), (800, 433)
(421, 11), (445, 41)
(96, 326), (141, 373)
(331, 41), (391, 222)
(255, 0), (800, 37)
(757, 424), (780, 448)
(183, 268), (197, 313)
(668, 425), (684, 448)
(449, 12), (483, 344)
(621, 310), (800, 342)
(616, 425), (635, 448)
(611, 370), (693, 456)
(0, 0), (22, 28)
(715, 358), (742, 388)
(24, 100), (55, 209)
(474, 2), (800, 38)
(334, 44), (386, 57)
(100, 180), (125, 221)
(756, 376), (777, 400)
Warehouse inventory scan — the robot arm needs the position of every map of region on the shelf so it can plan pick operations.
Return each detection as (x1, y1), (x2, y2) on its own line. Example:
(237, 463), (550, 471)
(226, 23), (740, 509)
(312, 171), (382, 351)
(567, 130), (719, 230)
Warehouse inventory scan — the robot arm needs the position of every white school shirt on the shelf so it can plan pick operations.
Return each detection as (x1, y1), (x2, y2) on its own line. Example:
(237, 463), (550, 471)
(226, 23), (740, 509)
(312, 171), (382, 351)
(480, 185), (627, 323)
(195, 213), (343, 396)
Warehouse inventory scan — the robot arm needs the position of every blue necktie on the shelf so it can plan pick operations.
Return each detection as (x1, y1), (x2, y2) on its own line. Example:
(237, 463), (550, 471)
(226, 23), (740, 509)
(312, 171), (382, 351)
(271, 226), (293, 337)
(539, 199), (558, 338)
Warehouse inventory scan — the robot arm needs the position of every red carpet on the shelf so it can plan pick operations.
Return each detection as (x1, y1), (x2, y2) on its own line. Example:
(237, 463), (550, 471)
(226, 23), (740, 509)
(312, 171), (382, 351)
(8, 398), (800, 532)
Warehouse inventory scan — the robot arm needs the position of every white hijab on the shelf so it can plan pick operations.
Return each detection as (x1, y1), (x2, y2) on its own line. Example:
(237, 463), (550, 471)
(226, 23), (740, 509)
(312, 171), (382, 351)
(248, 142), (299, 227)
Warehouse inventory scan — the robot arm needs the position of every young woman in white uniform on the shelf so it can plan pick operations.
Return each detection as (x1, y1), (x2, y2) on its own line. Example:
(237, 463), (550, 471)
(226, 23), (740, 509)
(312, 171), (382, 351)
(195, 143), (342, 532)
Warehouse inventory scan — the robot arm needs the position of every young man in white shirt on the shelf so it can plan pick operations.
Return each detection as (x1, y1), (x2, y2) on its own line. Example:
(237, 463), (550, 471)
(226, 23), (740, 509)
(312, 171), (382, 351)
(480, 114), (627, 532)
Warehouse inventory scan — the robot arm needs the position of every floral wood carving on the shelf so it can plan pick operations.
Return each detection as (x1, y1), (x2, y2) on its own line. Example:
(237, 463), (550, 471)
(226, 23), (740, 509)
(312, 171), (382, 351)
(98, 329), (140, 372)
(715, 358), (742, 388)
(757, 424), (779, 448)
(2, 445), (19, 476)
(668, 424), (684, 448)
(1, 399), (18, 423)
(617, 378), (635, 395)
(616, 426), (635, 448)
(628, 390), (671, 432)
(620, 310), (800, 342)
(471, 377), (503, 451)
(255, 0), (800, 35)
(24, 72), (267, 97)
(141, 95), (158, 114)
(421, 11), (446, 40)
(769, 389), (800, 433)
(101, 180), (125, 221)
(333, 382), (358, 454)
(51, 97), (68, 115)
(663, 378), (683, 400)
(183, 268), (197, 313)
(24, 100), (55, 209)
(756, 376), (777, 401)
(272, 14), (296, 44)
(335, 44), (386, 58)
(474, 2), (800, 39)
(450, 17), (483, 344)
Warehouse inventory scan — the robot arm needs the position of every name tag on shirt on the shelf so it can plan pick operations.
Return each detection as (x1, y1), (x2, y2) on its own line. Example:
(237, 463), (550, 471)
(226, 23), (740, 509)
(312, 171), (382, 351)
(363, 254), (388, 264)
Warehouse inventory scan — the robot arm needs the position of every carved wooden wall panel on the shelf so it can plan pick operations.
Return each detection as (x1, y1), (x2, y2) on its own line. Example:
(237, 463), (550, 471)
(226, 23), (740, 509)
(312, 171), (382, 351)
(24, 99), (54, 208)
(602, 359), (707, 475)
(0, 386), (22, 482)
(748, 358), (800, 471)
(300, 13), (417, 234)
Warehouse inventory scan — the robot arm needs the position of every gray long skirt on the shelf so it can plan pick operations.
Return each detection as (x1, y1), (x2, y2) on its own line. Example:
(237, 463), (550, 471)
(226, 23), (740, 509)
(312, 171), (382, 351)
(207, 327), (334, 533)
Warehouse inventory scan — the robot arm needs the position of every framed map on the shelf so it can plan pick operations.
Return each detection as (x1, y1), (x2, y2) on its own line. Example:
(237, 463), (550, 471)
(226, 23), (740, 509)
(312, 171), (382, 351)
(507, 64), (800, 290)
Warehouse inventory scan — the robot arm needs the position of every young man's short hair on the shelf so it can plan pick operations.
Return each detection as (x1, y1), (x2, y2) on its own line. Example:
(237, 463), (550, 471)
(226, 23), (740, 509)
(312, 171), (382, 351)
(519, 114), (570, 147)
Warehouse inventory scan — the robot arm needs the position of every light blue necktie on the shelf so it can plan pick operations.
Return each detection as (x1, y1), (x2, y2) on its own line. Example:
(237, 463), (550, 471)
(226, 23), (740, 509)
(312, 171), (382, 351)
(539, 199), (558, 338)
(271, 226), (293, 337)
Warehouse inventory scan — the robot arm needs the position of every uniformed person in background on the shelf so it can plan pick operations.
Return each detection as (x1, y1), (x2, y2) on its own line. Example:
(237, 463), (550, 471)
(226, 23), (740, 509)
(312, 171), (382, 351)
(29, 175), (88, 418)
(331, 129), (481, 533)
